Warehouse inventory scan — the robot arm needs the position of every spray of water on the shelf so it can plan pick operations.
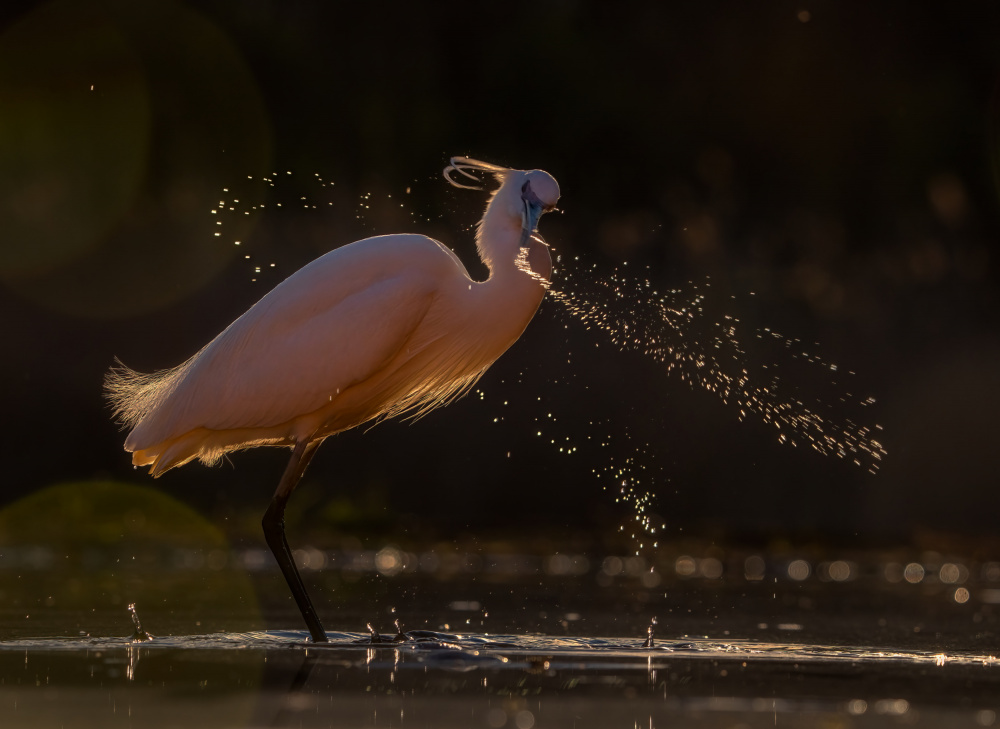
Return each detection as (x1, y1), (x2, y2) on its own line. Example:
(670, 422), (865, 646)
(530, 252), (887, 554)
(549, 258), (885, 471)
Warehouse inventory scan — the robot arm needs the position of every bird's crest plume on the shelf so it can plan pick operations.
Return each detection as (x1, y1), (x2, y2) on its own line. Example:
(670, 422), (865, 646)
(443, 157), (510, 190)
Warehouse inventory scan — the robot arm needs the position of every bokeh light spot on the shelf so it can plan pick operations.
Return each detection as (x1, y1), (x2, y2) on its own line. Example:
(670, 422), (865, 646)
(0, 1), (149, 278)
(787, 559), (811, 581)
(0, 0), (271, 318)
(903, 562), (925, 584)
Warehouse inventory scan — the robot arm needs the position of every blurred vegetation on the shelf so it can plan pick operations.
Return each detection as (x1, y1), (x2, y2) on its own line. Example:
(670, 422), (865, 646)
(0, 481), (262, 633)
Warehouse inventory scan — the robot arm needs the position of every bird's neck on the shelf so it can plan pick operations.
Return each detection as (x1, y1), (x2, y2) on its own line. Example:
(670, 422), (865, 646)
(475, 193), (519, 275)
(471, 188), (552, 325)
(476, 192), (550, 277)
(461, 201), (551, 359)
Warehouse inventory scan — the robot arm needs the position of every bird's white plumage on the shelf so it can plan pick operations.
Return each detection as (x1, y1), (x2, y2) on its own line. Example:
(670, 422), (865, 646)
(126, 236), (451, 452)
(107, 160), (560, 477)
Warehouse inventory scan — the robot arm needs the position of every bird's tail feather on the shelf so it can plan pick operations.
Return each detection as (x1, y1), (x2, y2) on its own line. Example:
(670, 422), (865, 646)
(103, 357), (190, 433)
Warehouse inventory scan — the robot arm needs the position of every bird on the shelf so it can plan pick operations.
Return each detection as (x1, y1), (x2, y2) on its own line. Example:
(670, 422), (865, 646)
(105, 157), (561, 643)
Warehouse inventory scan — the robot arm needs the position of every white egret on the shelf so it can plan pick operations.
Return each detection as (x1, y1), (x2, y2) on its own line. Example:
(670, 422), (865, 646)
(106, 157), (560, 643)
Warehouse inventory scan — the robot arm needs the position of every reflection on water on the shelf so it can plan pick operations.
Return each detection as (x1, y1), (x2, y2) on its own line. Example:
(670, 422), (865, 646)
(1, 629), (998, 728)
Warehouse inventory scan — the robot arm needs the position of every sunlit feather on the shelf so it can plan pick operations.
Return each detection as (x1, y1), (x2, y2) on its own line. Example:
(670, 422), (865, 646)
(106, 162), (560, 476)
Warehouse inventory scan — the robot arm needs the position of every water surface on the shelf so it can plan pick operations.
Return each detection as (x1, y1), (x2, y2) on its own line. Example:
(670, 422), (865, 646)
(3, 608), (999, 728)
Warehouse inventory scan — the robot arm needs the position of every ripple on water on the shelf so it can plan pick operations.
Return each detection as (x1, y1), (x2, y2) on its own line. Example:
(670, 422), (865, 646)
(2, 629), (998, 728)
(1, 631), (995, 669)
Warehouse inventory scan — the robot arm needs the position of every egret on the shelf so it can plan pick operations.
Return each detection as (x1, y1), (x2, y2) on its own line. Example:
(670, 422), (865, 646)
(105, 157), (560, 643)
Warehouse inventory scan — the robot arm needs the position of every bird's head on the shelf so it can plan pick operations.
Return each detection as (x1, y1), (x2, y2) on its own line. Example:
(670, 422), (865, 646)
(443, 157), (561, 270)
(516, 170), (560, 248)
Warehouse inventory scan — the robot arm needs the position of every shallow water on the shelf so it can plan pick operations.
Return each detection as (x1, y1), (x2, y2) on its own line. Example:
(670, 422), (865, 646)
(4, 529), (1000, 727)
(3, 610), (1000, 728)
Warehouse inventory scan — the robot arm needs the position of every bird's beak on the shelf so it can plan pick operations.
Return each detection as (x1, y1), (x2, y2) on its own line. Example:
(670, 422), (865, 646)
(519, 200), (544, 248)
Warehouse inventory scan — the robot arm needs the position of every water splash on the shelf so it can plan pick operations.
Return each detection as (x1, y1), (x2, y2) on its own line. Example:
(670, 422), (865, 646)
(128, 603), (152, 643)
(210, 173), (431, 283)
(549, 258), (885, 473)
(517, 252), (889, 554)
(208, 171), (343, 282)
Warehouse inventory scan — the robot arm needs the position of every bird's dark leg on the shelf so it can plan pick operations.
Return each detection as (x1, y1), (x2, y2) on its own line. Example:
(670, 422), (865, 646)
(262, 439), (328, 643)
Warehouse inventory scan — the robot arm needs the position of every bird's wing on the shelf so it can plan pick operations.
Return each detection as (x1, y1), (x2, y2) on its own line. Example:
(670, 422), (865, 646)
(127, 235), (460, 448)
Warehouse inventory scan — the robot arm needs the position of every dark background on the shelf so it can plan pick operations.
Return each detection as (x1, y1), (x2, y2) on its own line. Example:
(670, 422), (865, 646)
(1, 0), (998, 549)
